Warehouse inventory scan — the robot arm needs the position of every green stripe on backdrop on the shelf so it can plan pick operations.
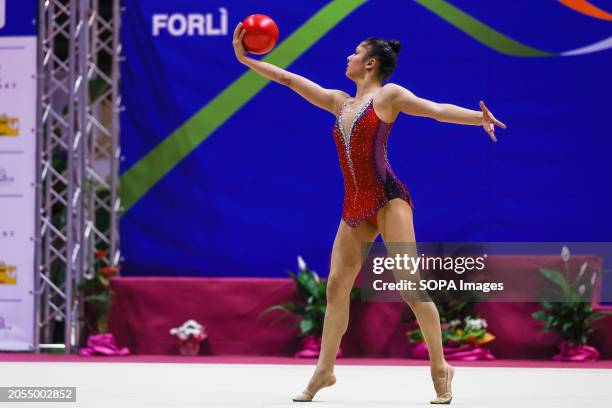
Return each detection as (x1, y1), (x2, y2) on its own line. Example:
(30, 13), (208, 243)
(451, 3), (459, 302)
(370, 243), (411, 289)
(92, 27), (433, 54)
(414, 0), (553, 57)
(120, 0), (367, 211)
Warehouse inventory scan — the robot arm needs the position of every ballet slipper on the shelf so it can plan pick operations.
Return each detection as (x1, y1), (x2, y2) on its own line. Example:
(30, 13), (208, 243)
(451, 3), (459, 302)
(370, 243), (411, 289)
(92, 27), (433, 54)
(430, 363), (454, 404)
(292, 373), (336, 402)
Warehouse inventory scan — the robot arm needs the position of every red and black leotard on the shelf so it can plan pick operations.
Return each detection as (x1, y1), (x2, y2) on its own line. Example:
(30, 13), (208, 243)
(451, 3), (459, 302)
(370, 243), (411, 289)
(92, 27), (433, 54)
(333, 96), (414, 227)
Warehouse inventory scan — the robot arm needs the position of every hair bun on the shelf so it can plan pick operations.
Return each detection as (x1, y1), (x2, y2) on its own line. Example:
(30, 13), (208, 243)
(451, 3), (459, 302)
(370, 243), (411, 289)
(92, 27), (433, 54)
(387, 39), (401, 55)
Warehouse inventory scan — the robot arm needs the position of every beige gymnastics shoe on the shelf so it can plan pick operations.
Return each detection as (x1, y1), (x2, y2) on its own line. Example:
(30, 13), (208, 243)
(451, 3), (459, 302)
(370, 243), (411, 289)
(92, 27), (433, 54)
(292, 373), (336, 402)
(430, 363), (454, 404)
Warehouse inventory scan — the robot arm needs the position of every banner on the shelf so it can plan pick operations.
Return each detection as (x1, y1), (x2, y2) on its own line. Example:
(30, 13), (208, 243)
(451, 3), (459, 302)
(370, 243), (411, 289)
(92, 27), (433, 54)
(0, 0), (37, 351)
(120, 1), (612, 278)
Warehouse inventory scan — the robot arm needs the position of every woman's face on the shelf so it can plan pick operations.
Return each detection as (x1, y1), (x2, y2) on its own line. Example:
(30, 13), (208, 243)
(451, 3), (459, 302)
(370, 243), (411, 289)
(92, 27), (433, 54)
(346, 42), (373, 80)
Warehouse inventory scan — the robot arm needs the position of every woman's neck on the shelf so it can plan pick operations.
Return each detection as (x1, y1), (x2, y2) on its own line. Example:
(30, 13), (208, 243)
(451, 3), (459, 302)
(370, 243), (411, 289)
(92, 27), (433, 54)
(354, 79), (382, 100)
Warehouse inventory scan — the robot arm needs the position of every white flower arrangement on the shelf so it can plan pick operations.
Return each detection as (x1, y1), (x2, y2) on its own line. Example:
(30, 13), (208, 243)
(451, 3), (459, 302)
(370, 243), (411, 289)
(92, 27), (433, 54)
(169, 319), (207, 341)
(464, 316), (488, 331)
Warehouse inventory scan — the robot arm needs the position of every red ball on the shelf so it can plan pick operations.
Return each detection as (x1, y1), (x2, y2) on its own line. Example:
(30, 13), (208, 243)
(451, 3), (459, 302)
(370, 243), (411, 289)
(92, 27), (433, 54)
(241, 14), (279, 55)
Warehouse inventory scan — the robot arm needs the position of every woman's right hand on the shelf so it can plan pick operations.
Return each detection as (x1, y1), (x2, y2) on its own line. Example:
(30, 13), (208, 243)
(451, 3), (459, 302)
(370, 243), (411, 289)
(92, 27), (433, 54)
(232, 22), (247, 62)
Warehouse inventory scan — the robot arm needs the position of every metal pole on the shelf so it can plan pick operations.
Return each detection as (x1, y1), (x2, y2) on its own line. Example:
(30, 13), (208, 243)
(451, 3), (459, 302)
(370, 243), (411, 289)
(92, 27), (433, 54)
(36, 0), (121, 352)
(63, 0), (78, 354)
(111, 0), (121, 266)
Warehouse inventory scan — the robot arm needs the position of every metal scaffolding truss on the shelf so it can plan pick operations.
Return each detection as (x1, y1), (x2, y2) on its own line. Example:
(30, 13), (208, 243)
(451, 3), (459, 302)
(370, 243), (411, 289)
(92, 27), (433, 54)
(36, 0), (121, 353)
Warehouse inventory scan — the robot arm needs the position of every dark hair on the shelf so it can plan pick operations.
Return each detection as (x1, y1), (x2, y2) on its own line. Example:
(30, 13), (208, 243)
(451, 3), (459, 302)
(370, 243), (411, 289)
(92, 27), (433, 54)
(363, 37), (401, 81)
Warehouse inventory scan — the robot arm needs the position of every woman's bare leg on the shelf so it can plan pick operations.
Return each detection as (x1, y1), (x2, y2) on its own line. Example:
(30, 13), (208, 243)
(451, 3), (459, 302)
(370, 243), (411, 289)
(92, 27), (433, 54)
(294, 218), (378, 400)
(376, 199), (453, 400)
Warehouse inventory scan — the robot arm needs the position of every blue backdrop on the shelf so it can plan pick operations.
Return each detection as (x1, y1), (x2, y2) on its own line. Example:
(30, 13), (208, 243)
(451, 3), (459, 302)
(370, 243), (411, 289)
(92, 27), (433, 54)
(120, 0), (612, 277)
(0, 0), (36, 36)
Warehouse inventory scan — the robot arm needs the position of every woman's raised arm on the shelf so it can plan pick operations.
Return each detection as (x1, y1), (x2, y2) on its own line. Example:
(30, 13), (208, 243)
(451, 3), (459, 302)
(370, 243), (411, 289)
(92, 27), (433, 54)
(233, 23), (346, 115)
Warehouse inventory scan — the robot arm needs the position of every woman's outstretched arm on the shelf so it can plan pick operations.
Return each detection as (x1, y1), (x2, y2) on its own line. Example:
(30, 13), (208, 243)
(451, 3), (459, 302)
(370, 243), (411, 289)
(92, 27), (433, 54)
(385, 83), (507, 142)
(232, 23), (346, 115)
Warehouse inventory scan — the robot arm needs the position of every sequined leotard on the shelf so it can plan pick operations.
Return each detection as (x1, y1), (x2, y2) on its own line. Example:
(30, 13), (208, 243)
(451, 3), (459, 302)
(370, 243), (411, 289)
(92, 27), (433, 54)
(333, 97), (414, 227)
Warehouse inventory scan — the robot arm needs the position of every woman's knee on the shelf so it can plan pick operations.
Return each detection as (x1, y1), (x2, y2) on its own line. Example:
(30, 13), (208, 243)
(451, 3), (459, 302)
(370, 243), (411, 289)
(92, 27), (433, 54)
(326, 273), (354, 302)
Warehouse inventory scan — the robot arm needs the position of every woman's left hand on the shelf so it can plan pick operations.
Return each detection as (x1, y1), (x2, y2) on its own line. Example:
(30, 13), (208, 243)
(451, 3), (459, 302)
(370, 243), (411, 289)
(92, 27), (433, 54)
(479, 101), (506, 142)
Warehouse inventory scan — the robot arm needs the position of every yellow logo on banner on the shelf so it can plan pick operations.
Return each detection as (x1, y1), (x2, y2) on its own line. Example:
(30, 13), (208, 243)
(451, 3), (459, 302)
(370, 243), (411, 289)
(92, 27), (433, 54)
(0, 114), (19, 137)
(0, 262), (17, 285)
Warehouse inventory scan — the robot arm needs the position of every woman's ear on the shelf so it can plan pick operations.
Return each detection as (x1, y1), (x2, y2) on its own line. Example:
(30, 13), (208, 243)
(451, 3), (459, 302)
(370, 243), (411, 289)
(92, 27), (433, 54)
(365, 57), (377, 71)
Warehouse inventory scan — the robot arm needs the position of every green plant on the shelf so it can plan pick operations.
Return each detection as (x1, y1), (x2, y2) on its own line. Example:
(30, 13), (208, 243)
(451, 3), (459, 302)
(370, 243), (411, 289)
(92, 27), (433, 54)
(77, 250), (119, 334)
(262, 256), (360, 338)
(532, 246), (612, 344)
